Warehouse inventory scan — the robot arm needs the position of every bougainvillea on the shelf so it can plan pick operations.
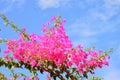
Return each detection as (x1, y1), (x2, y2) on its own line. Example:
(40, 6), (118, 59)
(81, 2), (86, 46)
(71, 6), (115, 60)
(0, 14), (111, 80)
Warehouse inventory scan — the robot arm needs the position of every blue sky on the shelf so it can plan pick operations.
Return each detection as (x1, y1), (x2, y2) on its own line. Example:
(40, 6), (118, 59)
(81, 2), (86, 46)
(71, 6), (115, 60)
(0, 0), (120, 80)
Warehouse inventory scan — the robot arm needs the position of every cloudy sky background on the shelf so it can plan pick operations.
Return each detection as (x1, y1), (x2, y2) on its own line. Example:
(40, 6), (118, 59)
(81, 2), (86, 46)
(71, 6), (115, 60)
(0, 0), (120, 80)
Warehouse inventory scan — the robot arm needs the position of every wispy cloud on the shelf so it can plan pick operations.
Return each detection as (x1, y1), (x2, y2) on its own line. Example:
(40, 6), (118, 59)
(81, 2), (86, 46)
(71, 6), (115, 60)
(67, 0), (120, 36)
(67, 22), (97, 37)
(91, 0), (120, 21)
(66, 0), (120, 47)
(67, 18), (116, 38)
(0, 0), (25, 13)
(66, 17), (117, 47)
(38, 0), (70, 9)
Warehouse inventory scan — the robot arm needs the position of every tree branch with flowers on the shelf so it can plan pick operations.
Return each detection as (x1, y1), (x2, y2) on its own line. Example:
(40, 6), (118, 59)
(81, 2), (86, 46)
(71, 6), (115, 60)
(0, 14), (112, 80)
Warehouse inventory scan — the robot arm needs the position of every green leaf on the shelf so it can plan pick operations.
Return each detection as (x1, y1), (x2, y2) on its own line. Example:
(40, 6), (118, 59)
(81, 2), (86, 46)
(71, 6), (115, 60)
(108, 48), (113, 53)
(55, 70), (60, 75)
(0, 60), (4, 67)
(4, 21), (8, 26)
(56, 15), (61, 23)
(6, 62), (13, 70)
(1, 14), (7, 20)
(20, 73), (26, 77)
(0, 39), (2, 44)
(23, 33), (30, 40)
(90, 66), (94, 70)
(11, 24), (16, 29)
(83, 72), (88, 78)
(14, 28), (18, 32)
(32, 68), (37, 74)
(13, 63), (19, 68)
(72, 68), (76, 72)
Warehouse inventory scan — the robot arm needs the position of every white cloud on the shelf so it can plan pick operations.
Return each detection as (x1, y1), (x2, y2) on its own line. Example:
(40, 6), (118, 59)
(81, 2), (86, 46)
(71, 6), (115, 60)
(0, 0), (25, 13)
(38, 0), (70, 9)
(104, 0), (120, 8)
(92, 0), (120, 21)
(68, 23), (97, 37)
(67, 19), (116, 38)
(38, 0), (59, 9)
(66, 0), (120, 38)
(74, 0), (120, 21)
(66, 17), (117, 47)
(66, 0), (120, 47)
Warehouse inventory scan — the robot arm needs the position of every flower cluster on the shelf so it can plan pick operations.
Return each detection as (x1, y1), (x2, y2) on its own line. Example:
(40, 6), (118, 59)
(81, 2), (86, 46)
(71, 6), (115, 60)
(3, 16), (110, 76)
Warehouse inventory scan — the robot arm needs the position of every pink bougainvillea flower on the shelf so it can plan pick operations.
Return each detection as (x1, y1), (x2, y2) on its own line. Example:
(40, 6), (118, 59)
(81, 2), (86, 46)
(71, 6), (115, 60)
(3, 16), (110, 77)
(50, 16), (56, 21)
(24, 77), (32, 80)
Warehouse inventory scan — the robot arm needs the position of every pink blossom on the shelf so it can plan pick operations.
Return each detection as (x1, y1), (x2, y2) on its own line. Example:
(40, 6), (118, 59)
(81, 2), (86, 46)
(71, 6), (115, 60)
(30, 59), (36, 67)
(24, 77), (32, 80)
(50, 16), (56, 21)
(3, 16), (110, 78)
(22, 28), (26, 32)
